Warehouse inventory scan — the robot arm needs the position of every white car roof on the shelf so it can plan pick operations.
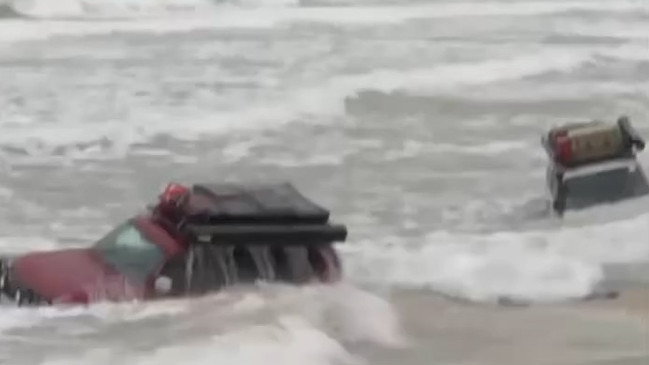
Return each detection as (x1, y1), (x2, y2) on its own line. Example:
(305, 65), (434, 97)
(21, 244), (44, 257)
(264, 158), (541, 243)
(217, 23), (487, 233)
(563, 158), (639, 180)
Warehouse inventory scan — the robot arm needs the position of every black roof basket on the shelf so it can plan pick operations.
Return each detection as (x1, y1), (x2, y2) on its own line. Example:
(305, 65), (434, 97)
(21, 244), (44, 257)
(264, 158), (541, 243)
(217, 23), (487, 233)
(175, 182), (348, 245)
(541, 115), (645, 171)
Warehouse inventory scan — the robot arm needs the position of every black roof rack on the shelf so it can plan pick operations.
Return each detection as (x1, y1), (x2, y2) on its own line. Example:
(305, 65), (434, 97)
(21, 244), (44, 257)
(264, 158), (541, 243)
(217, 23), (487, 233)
(175, 182), (347, 245)
(185, 223), (348, 245)
(180, 182), (331, 225)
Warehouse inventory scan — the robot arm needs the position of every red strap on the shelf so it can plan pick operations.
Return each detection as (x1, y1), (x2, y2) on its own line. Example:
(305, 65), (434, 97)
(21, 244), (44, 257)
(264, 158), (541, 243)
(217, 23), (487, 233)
(160, 183), (188, 204)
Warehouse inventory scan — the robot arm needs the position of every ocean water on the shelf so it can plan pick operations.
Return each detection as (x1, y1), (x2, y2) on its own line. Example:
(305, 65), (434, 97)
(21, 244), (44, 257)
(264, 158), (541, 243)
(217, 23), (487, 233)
(0, 0), (647, 364)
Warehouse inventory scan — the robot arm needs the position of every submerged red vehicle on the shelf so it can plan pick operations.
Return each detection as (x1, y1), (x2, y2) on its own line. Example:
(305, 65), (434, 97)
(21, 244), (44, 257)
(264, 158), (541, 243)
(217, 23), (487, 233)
(0, 182), (347, 306)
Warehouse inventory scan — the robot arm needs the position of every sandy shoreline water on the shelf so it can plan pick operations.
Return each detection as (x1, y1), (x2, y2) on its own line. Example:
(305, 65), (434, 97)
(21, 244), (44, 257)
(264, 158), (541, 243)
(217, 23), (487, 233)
(584, 287), (649, 317)
(359, 287), (649, 365)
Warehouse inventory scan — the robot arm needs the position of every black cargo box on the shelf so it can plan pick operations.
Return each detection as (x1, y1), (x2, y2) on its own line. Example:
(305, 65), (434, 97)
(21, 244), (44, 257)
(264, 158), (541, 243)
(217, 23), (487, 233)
(179, 183), (332, 225)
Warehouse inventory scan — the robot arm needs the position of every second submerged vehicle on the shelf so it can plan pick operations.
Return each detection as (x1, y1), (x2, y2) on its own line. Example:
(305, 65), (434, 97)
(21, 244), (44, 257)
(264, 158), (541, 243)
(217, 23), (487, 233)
(542, 115), (648, 215)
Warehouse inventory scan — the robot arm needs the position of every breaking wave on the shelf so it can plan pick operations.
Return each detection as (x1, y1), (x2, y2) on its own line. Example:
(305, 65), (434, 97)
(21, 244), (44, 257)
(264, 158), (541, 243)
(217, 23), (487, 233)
(2, 41), (643, 164)
(0, 0), (299, 19)
(1, 284), (406, 365)
(0, 0), (643, 20)
(341, 206), (649, 304)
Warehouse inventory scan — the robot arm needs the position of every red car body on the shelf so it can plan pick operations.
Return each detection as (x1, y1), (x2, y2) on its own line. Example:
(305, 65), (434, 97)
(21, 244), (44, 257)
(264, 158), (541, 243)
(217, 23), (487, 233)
(9, 216), (178, 304)
(0, 183), (345, 306)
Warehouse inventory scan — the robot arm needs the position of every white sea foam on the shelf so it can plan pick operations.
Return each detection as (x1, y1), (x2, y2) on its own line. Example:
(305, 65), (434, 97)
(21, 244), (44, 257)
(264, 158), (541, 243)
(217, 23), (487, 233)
(41, 318), (359, 365)
(6, 0), (644, 19)
(5, 285), (404, 365)
(342, 209), (649, 303)
(0, 47), (600, 160)
(7, 0), (294, 19)
(0, 0), (644, 43)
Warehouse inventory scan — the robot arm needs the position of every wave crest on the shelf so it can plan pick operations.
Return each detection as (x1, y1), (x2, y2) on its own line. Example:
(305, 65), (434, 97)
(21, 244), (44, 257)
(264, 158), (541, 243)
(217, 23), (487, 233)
(1, 0), (300, 19)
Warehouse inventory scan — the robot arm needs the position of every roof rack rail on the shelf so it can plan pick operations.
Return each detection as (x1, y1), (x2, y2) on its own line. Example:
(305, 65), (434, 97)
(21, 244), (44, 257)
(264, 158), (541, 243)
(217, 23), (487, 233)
(184, 223), (348, 245)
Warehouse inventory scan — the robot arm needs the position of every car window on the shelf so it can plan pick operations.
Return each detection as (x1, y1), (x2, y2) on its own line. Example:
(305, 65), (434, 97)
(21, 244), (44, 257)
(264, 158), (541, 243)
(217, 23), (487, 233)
(94, 221), (166, 284)
(563, 158), (637, 179)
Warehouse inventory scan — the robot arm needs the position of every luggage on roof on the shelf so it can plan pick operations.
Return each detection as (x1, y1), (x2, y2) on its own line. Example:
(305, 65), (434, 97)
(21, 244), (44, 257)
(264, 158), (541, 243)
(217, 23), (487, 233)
(151, 182), (347, 245)
(179, 182), (332, 225)
(542, 116), (645, 169)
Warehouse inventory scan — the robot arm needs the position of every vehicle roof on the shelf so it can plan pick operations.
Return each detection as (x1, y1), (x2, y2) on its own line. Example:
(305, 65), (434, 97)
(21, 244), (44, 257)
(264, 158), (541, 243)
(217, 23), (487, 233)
(562, 158), (639, 180)
(181, 182), (331, 225)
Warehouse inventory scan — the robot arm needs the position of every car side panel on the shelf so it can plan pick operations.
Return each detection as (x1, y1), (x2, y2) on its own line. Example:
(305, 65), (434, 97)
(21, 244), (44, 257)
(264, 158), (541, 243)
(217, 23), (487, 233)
(12, 248), (129, 303)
